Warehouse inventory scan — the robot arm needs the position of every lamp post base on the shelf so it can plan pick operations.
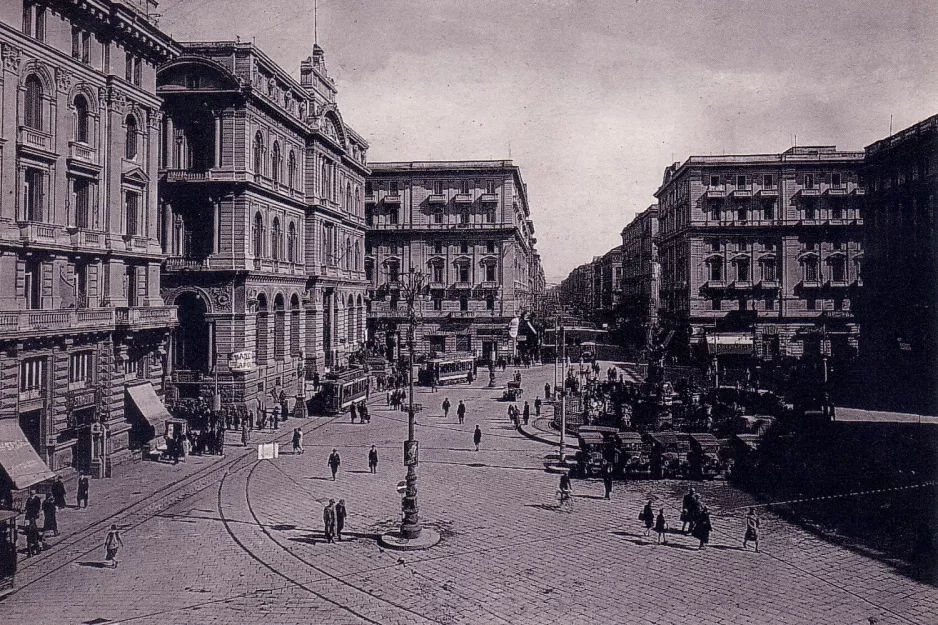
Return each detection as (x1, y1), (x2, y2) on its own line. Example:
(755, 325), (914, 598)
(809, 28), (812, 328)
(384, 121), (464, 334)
(379, 527), (441, 551)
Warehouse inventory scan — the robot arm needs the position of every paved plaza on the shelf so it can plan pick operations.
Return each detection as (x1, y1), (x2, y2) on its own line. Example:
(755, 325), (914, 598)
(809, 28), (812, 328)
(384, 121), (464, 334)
(2, 364), (936, 625)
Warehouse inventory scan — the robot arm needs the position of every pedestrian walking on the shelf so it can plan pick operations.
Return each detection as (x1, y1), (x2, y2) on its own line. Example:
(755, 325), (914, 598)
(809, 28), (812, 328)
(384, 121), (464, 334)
(247, 410), (255, 431)
(335, 499), (347, 541)
(328, 448), (341, 480)
(743, 507), (760, 552)
(217, 426), (226, 456)
(655, 509), (668, 544)
(442, 397), (451, 419)
(602, 461), (614, 500)
(693, 506), (712, 550)
(271, 404), (281, 430)
(242, 419), (250, 447)
(386, 389), (391, 407)
(323, 500), (336, 543)
(641, 500), (655, 536)
(292, 427), (304, 454)
(473, 425), (482, 451)
(457, 400), (466, 424)
(77, 473), (90, 508)
(681, 487), (699, 534)
(545, 382), (551, 400)
(52, 475), (67, 509)
(534, 397), (542, 417)
(104, 524), (123, 567)
(25, 519), (43, 556)
(24, 492), (42, 524)
(42, 493), (58, 537)
(522, 401), (530, 425)
(368, 445), (378, 473)
(350, 403), (358, 423)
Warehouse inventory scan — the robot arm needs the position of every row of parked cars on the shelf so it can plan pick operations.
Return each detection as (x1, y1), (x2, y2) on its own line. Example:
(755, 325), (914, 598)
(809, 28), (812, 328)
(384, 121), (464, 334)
(574, 426), (759, 481)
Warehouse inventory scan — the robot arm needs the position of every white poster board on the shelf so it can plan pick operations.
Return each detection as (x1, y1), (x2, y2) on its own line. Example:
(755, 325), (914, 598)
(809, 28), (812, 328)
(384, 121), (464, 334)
(257, 442), (280, 460)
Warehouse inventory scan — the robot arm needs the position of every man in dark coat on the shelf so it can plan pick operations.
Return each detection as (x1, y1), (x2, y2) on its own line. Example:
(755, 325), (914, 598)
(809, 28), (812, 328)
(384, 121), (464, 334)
(457, 400), (466, 424)
(77, 474), (90, 508)
(335, 499), (347, 541)
(442, 398), (451, 419)
(42, 493), (58, 536)
(522, 401), (531, 425)
(323, 499), (336, 543)
(368, 445), (378, 473)
(693, 506), (712, 549)
(473, 425), (482, 451)
(24, 492), (42, 523)
(328, 449), (341, 480)
(681, 488), (699, 534)
(51, 476), (67, 508)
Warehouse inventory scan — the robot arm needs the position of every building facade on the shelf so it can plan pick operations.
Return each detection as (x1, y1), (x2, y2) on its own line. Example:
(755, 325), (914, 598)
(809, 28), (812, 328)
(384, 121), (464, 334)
(655, 146), (865, 363)
(860, 114), (938, 414)
(620, 204), (659, 348)
(558, 261), (594, 319)
(157, 42), (369, 416)
(365, 161), (540, 362)
(0, 0), (179, 482)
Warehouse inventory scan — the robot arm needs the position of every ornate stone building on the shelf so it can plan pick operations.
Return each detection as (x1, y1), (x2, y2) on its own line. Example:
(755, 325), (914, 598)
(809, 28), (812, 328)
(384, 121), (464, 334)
(365, 161), (540, 362)
(0, 0), (179, 483)
(620, 204), (659, 348)
(157, 42), (369, 416)
(655, 146), (865, 363)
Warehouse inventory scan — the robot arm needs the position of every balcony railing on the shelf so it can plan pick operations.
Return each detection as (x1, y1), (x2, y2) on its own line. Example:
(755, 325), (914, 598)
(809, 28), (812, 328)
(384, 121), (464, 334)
(480, 193), (498, 203)
(0, 308), (117, 337)
(166, 257), (207, 271)
(115, 306), (178, 328)
(383, 193), (402, 204)
(70, 229), (104, 249)
(427, 194), (446, 204)
(454, 193), (472, 204)
(704, 186), (726, 198)
(19, 222), (56, 243)
(17, 126), (53, 152)
(68, 141), (98, 165)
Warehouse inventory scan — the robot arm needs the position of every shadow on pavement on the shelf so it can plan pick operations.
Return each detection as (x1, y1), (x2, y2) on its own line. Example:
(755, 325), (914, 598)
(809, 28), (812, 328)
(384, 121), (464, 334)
(76, 561), (112, 569)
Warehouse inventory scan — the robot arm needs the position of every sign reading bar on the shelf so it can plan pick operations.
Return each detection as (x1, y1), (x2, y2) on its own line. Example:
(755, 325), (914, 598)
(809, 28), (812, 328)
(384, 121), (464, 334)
(229, 350), (256, 373)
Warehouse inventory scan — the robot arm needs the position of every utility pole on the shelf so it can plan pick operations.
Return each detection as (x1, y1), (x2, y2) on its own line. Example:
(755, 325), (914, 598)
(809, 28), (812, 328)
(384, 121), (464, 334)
(559, 323), (566, 464)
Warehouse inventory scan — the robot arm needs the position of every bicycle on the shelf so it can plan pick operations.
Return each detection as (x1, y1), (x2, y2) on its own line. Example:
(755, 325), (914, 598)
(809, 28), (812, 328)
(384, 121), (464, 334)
(557, 488), (573, 512)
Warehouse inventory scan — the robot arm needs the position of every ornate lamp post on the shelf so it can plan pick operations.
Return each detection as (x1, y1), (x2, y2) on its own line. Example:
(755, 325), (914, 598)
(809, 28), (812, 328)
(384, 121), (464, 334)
(400, 267), (425, 540)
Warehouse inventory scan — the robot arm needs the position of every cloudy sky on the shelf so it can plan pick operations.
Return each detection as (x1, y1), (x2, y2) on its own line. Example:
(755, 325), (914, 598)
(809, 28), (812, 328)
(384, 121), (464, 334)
(159, 0), (938, 282)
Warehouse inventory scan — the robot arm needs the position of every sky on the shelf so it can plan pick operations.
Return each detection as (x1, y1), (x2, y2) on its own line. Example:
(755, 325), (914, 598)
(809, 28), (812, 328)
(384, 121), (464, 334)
(158, 0), (938, 283)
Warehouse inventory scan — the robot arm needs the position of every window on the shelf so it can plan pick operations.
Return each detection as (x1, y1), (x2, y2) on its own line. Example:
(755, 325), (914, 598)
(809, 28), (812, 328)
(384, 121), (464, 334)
(762, 259), (776, 282)
(23, 168), (44, 221)
(737, 205), (748, 221)
(287, 222), (297, 263)
(708, 259), (723, 282)
(736, 258), (750, 282)
(433, 297), (442, 311)
(252, 213), (264, 257)
(74, 178), (91, 229)
(433, 181), (443, 194)
(432, 264), (444, 284)
(458, 264), (470, 283)
(24, 75), (43, 130)
(81, 31), (91, 64)
(766, 296), (775, 310)
(763, 174), (774, 188)
(736, 175), (747, 188)
(460, 209), (470, 224)
(709, 239), (720, 252)
(345, 238), (352, 270)
(19, 357), (46, 397)
(433, 241), (443, 254)
(485, 180), (496, 194)
(709, 175), (721, 187)
(22, 3), (32, 35)
(804, 173), (815, 189)
(461, 180), (470, 194)
(389, 181), (399, 195)
(833, 241), (843, 250)
(711, 298), (721, 311)
(125, 191), (140, 236)
(288, 151), (297, 189)
(388, 261), (400, 283)
(24, 260), (41, 309)
(69, 351), (94, 386)
(76, 263), (89, 308)
(486, 240), (496, 253)
(389, 292), (399, 311)
(831, 256), (846, 283)
(365, 205), (373, 226)
(74, 95), (90, 143)
(460, 241), (469, 254)
(806, 297), (816, 311)
(389, 207), (399, 225)
(803, 198), (816, 220)
(270, 217), (281, 261)
(831, 173), (842, 188)
(365, 180), (373, 196)
(271, 142), (281, 184)
(365, 259), (374, 281)
(804, 257), (819, 283)
(126, 265), (138, 307)
(485, 209), (496, 223)
(831, 200), (843, 220)
(125, 55), (141, 86)
(486, 295), (495, 310)
(459, 296), (468, 311)
(485, 263), (496, 282)
(763, 199), (775, 220)
(253, 133), (264, 174)
(23, 3), (45, 41)
(125, 115), (138, 159)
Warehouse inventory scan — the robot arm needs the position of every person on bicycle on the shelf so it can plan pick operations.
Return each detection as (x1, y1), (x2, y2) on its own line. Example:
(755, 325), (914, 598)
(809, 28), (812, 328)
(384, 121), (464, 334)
(558, 471), (573, 507)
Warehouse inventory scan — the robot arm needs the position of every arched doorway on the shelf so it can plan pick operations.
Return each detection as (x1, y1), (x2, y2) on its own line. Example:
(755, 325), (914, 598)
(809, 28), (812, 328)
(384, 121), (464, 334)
(174, 292), (210, 372)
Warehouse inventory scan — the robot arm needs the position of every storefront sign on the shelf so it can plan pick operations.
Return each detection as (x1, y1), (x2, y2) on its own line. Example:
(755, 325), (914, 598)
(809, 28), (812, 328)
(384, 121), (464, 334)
(508, 317), (520, 339)
(229, 350), (256, 373)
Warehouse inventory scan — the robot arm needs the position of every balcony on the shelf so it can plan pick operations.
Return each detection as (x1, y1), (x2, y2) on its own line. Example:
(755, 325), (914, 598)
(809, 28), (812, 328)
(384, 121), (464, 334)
(449, 310), (475, 318)
(173, 370), (204, 384)
(827, 279), (850, 289)
(703, 280), (726, 290)
(165, 257), (207, 271)
(19, 222), (57, 243)
(453, 281), (472, 289)
(730, 187), (753, 198)
(428, 281), (446, 290)
(383, 193), (402, 205)
(731, 280), (753, 290)
(756, 187), (778, 197)
(703, 187), (726, 199)
(801, 280), (822, 289)
(798, 187), (821, 197)
(70, 229), (104, 249)
(115, 306), (178, 329)
(824, 186), (848, 197)
(758, 280), (780, 290)
(17, 126), (53, 152)
(365, 193), (377, 204)
(124, 235), (149, 251)
(68, 141), (98, 166)
(427, 194), (446, 204)
(454, 193), (473, 204)
(480, 193), (498, 203)
(479, 281), (499, 289)
(0, 308), (117, 338)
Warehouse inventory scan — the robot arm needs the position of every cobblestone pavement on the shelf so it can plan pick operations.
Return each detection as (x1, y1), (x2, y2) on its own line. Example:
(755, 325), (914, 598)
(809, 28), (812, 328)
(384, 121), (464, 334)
(2, 364), (937, 625)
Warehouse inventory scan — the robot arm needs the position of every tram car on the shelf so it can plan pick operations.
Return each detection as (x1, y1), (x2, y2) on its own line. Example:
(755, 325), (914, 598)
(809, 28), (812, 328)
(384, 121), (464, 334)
(307, 368), (370, 415)
(0, 510), (17, 595)
(688, 433), (727, 480)
(646, 432), (692, 479)
(615, 431), (652, 478)
(418, 356), (475, 386)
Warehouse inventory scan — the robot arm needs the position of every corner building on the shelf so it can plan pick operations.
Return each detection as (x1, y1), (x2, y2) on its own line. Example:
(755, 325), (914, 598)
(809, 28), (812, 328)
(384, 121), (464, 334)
(655, 146), (864, 363)
(0, 1), (179, 483)
(620, 204), (659, 348)
(365, 161), (539, 362)
(157, 42), (369, 416)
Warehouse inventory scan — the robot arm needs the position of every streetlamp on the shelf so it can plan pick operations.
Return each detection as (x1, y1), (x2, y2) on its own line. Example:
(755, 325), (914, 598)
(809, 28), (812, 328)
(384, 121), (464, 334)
(399, 267), (425, 540)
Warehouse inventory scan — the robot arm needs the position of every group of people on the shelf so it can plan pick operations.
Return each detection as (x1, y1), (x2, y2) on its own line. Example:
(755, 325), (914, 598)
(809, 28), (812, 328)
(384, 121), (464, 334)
(20, 475), (90, 558)
(441, 398), (467, 423)
(635, 488), (760, 551)
(321, 499), (348, 543)
(348, 402), (370, 424)
(507, 401), (532, 427)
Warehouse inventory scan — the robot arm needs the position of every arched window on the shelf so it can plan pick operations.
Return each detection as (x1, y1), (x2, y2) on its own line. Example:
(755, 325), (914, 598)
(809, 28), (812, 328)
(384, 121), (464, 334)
(346, 182), (352, 213)
(74, 95), (90, 143)
(320, 159), (328, 198)
(271, 141), (281, 184)
(354, 186), (361, 216)
(274, 294), (286, 361)
(287, 222), (297, 263)
(253, 132), (264, 174)
(354, 241), (361, 271)
(288, 151), (296, 189)
(290, 295), (301, 357)
(345, 238), (352, 270)
(256, 294), (268, 364)
(252, 213), (264, 258)
(24, 75), (43, 130)
(347, 295), (355, 343)
(271, 217), (281, 261)
(125, 115), (138, 159)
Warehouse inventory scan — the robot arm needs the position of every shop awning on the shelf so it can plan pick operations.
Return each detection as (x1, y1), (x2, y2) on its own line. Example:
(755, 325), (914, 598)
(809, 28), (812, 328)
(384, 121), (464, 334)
(0, 420), (55, 490)
(706, 334), (754, 355)
(126, 382), (172, 430)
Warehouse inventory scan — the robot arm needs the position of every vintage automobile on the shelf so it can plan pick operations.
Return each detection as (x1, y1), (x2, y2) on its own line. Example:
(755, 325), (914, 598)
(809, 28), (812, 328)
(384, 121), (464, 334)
(615, 431), (651, 478)
(502, 379), (523, 402)
(689, 433), (727, 480)
(646, 431), (692, 479)
(574, 426), (618, 477)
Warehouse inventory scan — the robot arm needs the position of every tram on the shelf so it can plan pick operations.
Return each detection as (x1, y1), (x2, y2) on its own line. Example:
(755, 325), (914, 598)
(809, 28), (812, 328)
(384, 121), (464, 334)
(307, 368), (370, 415)
(418, 356), (475, 386)
(0, 510), (17, 595)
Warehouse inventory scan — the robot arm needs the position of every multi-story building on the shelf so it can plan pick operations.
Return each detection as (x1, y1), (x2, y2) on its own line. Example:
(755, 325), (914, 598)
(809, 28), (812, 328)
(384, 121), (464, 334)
(559, 261), (594, 319)
(620, 204), (659, 348)
(860, 114), (938, 414)
(157, 42), (369, 416)
(0, 1), (179, 483)
(365, 161), (539, 362)
(597, 246), (622, 321)
(655, 146), (865, 363)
